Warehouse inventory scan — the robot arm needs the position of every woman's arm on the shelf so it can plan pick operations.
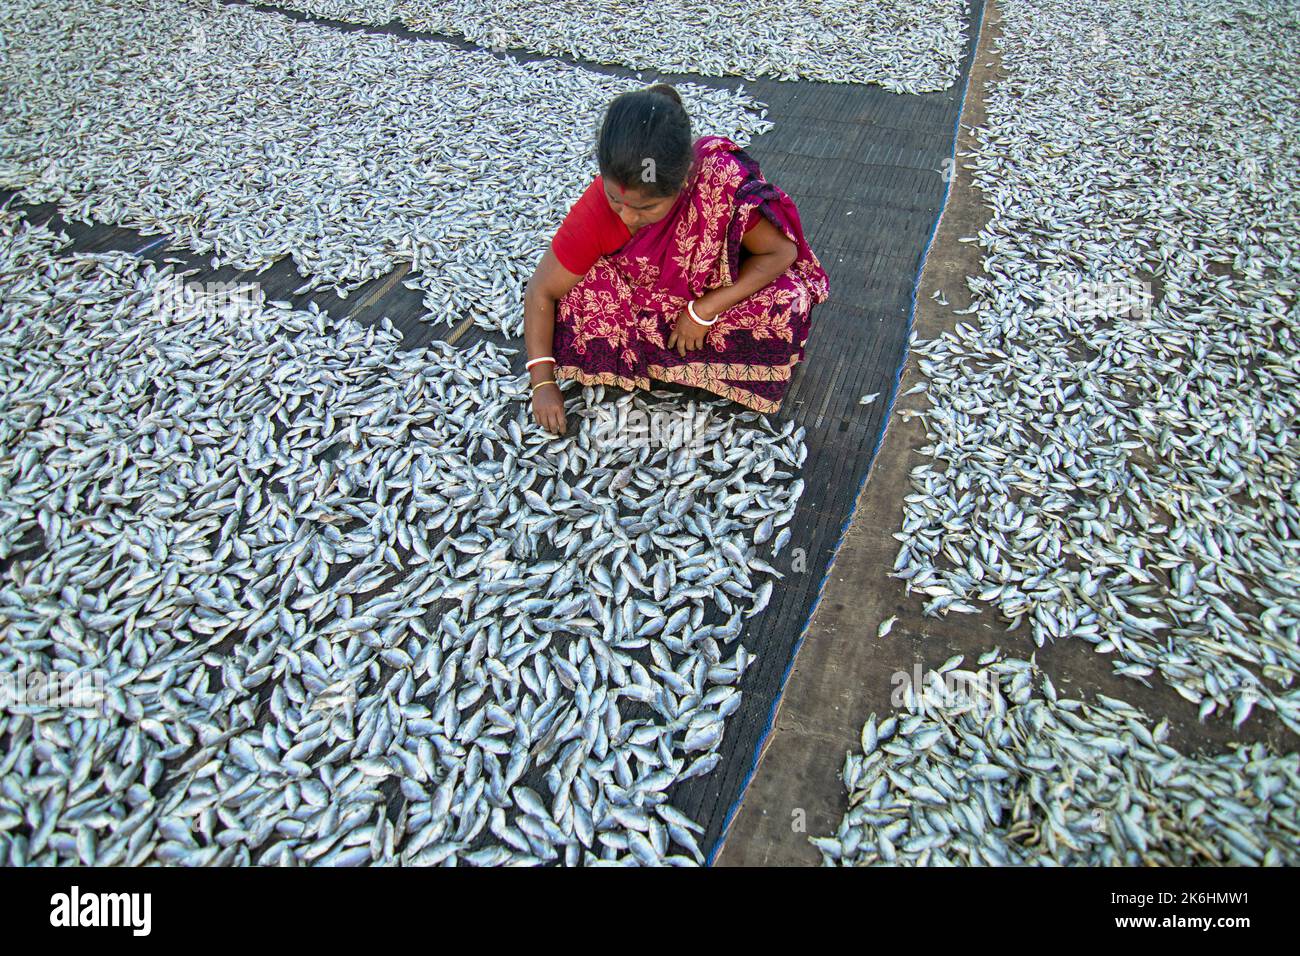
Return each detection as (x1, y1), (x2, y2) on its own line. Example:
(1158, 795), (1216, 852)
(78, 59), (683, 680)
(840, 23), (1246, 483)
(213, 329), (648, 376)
(524, 250), (583, 434)
(696, 216), (797, 320)
(667, 216), (797, 355)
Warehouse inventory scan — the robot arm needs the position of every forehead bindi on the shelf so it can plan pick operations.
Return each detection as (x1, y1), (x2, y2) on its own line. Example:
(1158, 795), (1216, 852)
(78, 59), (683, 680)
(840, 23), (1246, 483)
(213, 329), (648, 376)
(605, 183), (661, 209)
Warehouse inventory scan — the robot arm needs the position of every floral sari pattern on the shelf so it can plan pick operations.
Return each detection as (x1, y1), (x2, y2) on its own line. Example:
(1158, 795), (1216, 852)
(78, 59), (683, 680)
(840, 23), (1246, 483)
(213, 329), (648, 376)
(553, 136), (830, 413)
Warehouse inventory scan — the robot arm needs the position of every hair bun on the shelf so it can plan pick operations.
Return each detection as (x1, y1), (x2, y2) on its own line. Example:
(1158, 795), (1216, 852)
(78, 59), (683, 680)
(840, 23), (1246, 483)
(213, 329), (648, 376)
(646, 83), (683, 108)
(598, 85), (693, 198)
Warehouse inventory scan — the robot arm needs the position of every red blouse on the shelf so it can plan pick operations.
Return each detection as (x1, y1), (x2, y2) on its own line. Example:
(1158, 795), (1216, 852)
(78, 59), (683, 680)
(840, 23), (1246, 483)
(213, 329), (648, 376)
(551, 174), (757, 277)
(550, 176), (630, 276)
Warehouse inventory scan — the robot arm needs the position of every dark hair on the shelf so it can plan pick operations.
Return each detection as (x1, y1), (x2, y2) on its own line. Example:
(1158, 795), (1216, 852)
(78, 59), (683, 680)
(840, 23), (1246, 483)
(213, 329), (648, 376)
(596, 84), (693, 199)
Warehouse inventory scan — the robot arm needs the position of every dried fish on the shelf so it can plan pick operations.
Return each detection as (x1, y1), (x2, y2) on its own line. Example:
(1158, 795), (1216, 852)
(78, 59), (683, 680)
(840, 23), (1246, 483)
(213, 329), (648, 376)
(893, 0), (1300, 730)
(817, 653), (1300, 866)
(0, 0), (773, 339)
(246, 0), (970, 91)
(0, 206), (807, 866)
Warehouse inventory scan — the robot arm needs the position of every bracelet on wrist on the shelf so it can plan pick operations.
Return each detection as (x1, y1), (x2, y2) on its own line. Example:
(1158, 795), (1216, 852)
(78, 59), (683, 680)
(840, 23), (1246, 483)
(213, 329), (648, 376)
(687, 299), (718, 327)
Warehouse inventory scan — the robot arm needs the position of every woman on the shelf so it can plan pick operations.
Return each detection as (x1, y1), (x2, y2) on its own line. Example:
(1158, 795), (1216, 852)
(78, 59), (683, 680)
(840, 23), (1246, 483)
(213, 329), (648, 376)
(523, 84), (830, 435)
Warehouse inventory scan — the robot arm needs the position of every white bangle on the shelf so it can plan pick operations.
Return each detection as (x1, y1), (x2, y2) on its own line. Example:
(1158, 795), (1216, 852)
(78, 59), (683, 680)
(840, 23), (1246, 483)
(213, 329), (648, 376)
(687, 300), (717, 327)
(525, 356), (556, 371)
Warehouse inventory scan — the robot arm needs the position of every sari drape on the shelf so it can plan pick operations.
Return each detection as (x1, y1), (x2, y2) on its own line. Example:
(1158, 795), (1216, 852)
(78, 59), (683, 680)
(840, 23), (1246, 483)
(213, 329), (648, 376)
(552, 135), (830, 413)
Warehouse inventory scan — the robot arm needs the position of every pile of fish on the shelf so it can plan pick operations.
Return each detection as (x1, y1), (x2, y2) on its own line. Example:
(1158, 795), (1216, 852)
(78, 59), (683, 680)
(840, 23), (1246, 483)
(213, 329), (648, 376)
(244, 0), (969, 92)
(893, 0), (1300, 729)
(0, 205), (806, 865)
(815, 652), (1300, 866)
(0, 0), (771, 338)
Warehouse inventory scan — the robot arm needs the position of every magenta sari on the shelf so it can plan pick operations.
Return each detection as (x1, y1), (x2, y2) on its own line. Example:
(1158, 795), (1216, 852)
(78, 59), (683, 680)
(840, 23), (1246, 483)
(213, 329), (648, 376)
(553, 136), (830, 413)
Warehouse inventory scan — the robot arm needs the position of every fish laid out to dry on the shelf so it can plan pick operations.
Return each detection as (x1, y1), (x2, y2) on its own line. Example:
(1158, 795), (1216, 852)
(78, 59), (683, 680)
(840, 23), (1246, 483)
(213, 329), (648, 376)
(245, 0), (970, 91)
(893, 0), (1300, 730)
(0, 206), (806, 865)
(0, 0), (772, 338)
(817, 0), (1299, 869)
(816, 652), (1300, 866)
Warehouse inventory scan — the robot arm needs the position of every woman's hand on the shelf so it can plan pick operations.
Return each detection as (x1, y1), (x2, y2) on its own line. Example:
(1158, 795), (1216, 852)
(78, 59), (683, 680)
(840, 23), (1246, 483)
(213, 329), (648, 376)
(523, 250), (582, 437)
(667, 304), (715, 357)
(531, 382), (567, 435)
